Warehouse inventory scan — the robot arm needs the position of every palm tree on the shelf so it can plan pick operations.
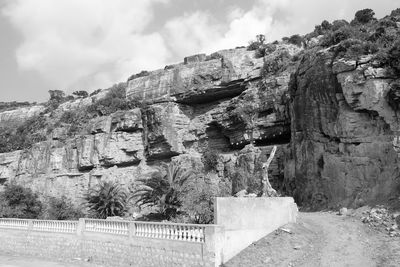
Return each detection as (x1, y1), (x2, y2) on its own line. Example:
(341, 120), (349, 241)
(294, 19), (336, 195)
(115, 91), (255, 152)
(84, 181), (127, 219)
(131, 163), (193, 219)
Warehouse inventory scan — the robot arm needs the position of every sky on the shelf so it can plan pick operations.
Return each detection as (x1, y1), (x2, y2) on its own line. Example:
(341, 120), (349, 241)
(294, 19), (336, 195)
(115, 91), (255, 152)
(0, 0), (399, 102)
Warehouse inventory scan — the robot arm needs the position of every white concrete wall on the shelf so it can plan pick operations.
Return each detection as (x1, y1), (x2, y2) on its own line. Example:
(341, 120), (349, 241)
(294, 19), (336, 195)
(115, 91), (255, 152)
(214, 197), (298, 263)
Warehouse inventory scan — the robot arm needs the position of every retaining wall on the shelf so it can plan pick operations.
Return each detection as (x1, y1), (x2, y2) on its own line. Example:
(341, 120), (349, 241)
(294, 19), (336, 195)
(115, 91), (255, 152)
(214, 197), (298, 263)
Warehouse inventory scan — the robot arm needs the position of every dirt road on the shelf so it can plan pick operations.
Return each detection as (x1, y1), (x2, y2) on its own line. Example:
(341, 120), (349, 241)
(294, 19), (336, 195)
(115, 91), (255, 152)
(225, 212), (400, 267)
(0, 254), (93, 267)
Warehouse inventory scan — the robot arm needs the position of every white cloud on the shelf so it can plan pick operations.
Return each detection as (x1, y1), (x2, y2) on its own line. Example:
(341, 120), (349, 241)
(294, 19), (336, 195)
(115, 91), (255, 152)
(2, 0), (170, 92)
(1, 0), (398, 96)
(163, 0), (400, 60)
(163, 0), (293, 57)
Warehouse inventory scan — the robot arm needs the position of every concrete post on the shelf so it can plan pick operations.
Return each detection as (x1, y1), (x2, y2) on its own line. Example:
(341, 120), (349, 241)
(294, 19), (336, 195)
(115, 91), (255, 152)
(27, 219), (33, 232)
(128, 222), (136, 241)
(77, 218), (85, 237)
(204, 225), (225, 267)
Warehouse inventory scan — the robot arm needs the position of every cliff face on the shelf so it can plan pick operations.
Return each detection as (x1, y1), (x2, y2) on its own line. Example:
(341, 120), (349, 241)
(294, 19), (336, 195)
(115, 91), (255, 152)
(289, 49), (400, 208)
(0, 45), (298, 203)
(1, 12), (400, 209)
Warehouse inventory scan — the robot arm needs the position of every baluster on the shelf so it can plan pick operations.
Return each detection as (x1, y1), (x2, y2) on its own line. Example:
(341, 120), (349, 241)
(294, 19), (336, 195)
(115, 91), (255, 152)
(177, 225), (181, 240)
(157, 224), (160, 238)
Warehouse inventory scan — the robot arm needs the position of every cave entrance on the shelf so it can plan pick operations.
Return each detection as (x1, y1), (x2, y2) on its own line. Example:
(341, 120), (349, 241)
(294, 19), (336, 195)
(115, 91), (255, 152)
(206, 123), (231, 152)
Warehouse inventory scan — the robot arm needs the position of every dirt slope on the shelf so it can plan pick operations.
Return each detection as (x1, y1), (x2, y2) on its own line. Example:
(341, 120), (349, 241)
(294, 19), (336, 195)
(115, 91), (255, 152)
(225, 212), (400, 267)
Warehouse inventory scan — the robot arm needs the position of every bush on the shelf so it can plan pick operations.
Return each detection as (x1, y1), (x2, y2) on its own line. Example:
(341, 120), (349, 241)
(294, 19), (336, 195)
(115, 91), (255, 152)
(0, 115), (48, 153)
(288, 35), (304, 47)
(321, 26), (354, 47)
(127, 70), (150, 81)
(391, 8), (400, 17)
(0, 101), (32, 113)
(262, 50), (291, 75)
(388, 40), (400, 73)
(43, 196), (84, 220)
(387, 81), (400, 111)
(331, 20), (349, 31)
(202, 150), (219, 172)
(354, 9), (375, 24)
(0, 183), (42, 219)
(84, 181), (127, 219)
(180, 173), (219, 224)
(247, 41), (262, 51)
(86, 83), (136, 116)
(72, 90), (88, 98)
(231, 170), (247, 195)
(247, 34), (265, 51)
(132, 163), (194, 220)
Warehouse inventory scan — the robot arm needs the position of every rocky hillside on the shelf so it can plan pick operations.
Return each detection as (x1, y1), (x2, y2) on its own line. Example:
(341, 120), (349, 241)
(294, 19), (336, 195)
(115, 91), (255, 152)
(1, 8), (400, 209)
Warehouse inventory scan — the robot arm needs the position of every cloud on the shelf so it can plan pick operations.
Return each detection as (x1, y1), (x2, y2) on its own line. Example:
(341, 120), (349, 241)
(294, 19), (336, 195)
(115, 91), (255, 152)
(163, 0), (399, 59)
(163, 0), (292, 57)
(2, 0), (170, 92)
(1, 0), (399, 96)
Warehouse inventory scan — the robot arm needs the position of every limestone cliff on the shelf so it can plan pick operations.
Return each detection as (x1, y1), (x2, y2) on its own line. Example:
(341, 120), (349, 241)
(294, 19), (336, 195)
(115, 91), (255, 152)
(1, 9), (400, 209)
(288, 50), (400, 208)
(0, 45), (298, 203)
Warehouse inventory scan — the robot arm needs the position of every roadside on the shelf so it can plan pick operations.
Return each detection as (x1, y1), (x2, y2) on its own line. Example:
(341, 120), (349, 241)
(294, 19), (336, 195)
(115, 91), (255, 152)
(225, 211), (400, 267)
(0, 253), (96, 267)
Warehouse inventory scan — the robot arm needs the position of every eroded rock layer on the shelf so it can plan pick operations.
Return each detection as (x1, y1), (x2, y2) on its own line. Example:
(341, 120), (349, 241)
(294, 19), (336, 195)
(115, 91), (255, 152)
(288, 49), (400, 208)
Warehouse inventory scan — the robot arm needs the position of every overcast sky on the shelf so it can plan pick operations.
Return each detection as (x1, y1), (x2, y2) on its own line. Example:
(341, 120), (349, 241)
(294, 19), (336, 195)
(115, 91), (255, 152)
(0, 0), (398, 102)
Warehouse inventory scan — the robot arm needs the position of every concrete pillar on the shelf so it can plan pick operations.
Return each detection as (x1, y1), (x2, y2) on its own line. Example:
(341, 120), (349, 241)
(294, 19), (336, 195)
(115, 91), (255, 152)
(204, 225), (225, 267)
(77, 218), (85, 236)
(128, 222), (136, 241)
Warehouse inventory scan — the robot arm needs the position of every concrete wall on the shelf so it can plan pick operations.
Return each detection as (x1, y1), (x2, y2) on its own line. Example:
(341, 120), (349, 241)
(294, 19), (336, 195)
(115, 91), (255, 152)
(214, 197), (298, 263)
(0, 226), (217, 267)
(0, 197), (298, 266)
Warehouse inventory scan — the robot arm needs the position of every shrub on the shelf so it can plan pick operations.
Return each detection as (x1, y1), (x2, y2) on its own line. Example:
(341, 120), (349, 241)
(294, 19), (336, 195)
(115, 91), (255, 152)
(202, 150), (219, 172)
(262, 50), (291, 75)
(86, 82), (135, 116)
(72, 90), (88, 98)
(247, 41), (262, 51)
(247, 34), (265, 51)
(180, 173), (219, 224)
(388, 40), (400, 73)
(354, 9), (375, 24)
(132, 163), (194, 220)
(43, 196), (84, 220)
(127, 70), (150, 81)
(321, 20), (332, 31)
(321, 28), (350, 47)
(90, 89), (102, 96)
(0, 101), (32, 113)
(0, 183), (42, 219)
(387, 81), (400, 111)
(84, 181), (127, 219)
(0, 115), (48, 153)
(288, 34), (304, 47)
(331, 20), (349, 31)
(231, 170), (247, 195)
(391, 8), (400, 17)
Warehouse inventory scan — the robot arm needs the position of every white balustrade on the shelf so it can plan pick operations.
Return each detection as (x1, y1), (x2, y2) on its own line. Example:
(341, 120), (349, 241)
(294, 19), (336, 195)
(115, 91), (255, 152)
(134, 222), (205, 242)
(84, 219), (129, 235)
(0, 218), (29, 230)
(0, 218), (207, 243)
(32, 220), (78, 233)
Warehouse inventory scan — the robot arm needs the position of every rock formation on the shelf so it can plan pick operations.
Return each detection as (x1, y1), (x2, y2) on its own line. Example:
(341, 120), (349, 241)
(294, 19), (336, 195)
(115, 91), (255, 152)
(1, 9), (400, 209)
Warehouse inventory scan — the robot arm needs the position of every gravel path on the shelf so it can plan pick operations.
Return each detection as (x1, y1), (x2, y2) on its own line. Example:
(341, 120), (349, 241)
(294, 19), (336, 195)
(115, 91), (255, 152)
(225, 212), (400, 267)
